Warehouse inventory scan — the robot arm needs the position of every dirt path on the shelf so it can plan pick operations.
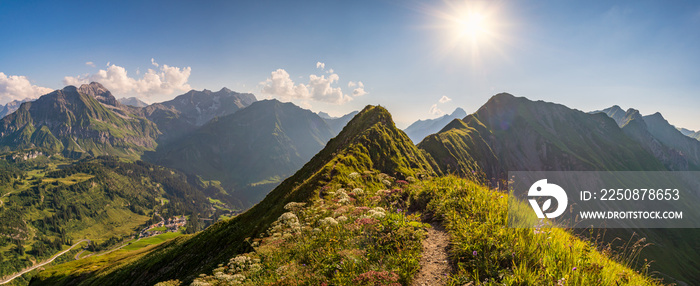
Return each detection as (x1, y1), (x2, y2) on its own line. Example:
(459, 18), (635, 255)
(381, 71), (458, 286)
(0, 239), (89, 285)
(412, 223), (452, 286)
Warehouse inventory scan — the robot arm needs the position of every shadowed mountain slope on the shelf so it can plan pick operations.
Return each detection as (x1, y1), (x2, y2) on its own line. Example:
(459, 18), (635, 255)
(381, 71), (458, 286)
(145, 99), (338, 207)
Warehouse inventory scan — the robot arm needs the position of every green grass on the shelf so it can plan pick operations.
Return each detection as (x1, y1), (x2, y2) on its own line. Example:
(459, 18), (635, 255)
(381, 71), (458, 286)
(413, 176), (659, 285)
(122, 231), (184, 251)
(29, 242), (158, 285)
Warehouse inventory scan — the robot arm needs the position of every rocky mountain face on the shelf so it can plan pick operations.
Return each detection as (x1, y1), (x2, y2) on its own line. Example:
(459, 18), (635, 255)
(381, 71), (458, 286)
(419, 94), (665, 182)
(404, 107), (467, 143)
(0, 84), (159, 159)
(118, 97), (148, 107)
(143, 88), (256, 142)
(77, 82), (120, 107)
(145, 99), (339, 207)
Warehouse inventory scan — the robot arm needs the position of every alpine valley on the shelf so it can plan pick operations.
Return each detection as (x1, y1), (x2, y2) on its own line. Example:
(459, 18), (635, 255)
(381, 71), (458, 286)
(0, 84), (698, 285)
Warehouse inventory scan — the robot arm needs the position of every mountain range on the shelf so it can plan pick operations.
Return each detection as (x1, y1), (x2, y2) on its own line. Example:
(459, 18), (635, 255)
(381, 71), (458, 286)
(140, 88), (256, 142)
(0, 84), (695, 284)
(0, 83), (361, 209)
(34, 93), (694, 285)
(403, 107), (466, 143)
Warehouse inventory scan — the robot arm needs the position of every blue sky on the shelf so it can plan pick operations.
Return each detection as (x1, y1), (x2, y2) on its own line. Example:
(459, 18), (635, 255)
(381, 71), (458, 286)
(1, 0), (699, 130)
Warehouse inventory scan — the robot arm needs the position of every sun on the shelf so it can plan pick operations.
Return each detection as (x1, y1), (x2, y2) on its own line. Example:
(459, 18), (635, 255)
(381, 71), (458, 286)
(457, 12), (487, 39)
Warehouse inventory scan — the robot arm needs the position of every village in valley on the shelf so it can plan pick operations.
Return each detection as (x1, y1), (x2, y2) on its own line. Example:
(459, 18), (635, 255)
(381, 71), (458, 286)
(139, 215), (187, 238)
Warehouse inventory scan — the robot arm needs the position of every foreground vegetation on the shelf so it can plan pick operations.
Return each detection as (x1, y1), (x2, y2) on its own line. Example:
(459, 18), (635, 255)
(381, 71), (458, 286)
(159, 175), (660, 286)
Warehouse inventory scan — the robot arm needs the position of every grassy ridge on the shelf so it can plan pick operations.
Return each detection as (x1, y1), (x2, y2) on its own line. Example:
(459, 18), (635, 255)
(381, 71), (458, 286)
(160, 175), (658, 285)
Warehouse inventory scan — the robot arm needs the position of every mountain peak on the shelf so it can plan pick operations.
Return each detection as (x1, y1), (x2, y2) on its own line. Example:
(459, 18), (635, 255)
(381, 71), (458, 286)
(77, 82), (119, 106)
(450, 107), (467, 118)
(62, 85), (78, 93)
(219, 87), (232, 93)
(648, 112), (664, 119)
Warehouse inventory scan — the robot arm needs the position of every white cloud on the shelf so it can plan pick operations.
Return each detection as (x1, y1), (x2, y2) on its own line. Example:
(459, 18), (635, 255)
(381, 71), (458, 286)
(327, 68), (334, 74)
(429, 104), (444, 116)
(308, 73), (350, 103)
(439, 95), (452, 103)
(260, 67), (354, 104)
(348, 81), (367, 97)
(0, 72), (53, 104)
(316, 62), (325, 69)
(85, 61), (96, 67)
(63, 59), (192, 97)
(260, 69), (309, 100)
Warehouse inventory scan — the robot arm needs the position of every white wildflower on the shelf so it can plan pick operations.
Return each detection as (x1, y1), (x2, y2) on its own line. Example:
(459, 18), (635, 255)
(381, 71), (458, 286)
(367, 207), (386, 218)
(320, 217), (339, 227)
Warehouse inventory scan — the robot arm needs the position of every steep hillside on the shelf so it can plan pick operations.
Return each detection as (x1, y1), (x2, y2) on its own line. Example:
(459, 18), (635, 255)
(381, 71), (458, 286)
(420, 93), (664, 182)
(404, 107), (467, 143)
(32, 105), (437, 285)
(145, 99), (340, 207)
(0, 85), (159, 159)
(143, 88), (255, 142)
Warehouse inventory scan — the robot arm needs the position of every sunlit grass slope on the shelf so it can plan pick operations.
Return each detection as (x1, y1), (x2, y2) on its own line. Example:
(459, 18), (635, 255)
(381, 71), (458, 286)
(159, 176), (659, 286)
